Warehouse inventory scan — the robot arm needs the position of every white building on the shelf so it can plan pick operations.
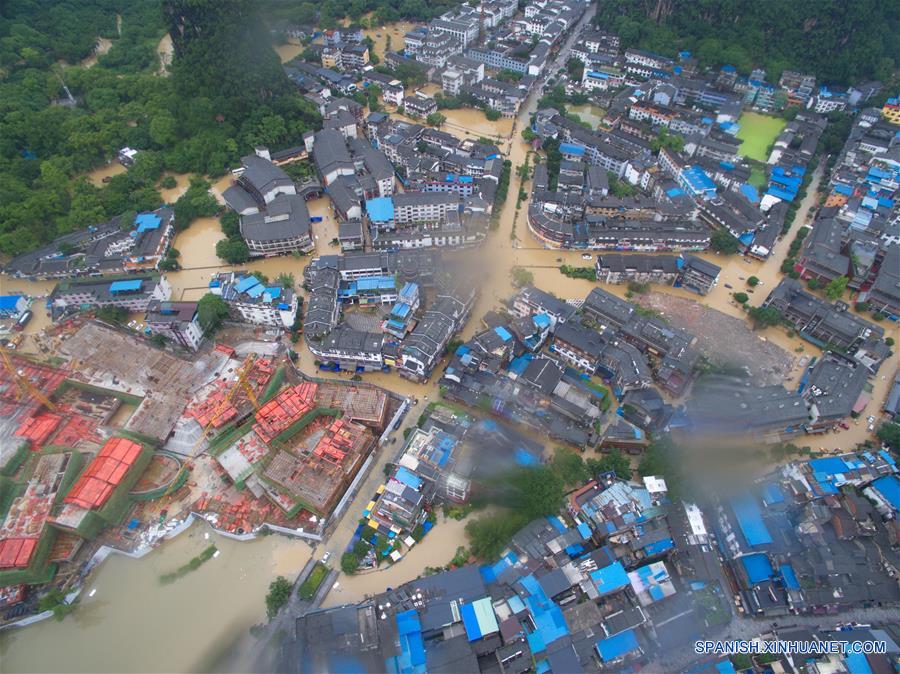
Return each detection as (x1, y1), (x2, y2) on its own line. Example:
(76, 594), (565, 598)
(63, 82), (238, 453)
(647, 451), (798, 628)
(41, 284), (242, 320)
(145, 300), (205, 351)
(209, 272), (298, 329)
(50, 275), (171, 313)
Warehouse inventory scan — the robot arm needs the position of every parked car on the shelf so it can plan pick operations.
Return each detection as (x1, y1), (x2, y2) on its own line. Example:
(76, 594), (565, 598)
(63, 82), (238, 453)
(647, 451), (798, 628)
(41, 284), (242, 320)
(581, 253), (592, 260)
(724, 283), (733, 289)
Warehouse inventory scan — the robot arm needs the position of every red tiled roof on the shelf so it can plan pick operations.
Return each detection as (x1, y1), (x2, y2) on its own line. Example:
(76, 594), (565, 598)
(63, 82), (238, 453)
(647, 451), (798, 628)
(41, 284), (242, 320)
(14, 413), (63, 447)
(0, 538), (37, 569)
(254, 383), (318, 443)
(64, 437), (143, 510)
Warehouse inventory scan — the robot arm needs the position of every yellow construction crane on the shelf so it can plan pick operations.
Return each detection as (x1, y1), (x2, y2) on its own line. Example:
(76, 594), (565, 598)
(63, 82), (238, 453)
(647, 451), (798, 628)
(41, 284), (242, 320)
(160, 354), (261, 500)
(0, 345), (57, 412)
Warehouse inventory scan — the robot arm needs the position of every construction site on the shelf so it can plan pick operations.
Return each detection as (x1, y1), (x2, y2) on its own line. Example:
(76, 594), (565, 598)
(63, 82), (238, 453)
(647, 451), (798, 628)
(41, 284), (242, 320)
(0, 316), (404, 626)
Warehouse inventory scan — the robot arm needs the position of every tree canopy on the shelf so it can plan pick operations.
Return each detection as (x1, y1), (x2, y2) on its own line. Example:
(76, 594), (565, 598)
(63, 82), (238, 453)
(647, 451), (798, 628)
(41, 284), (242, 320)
(0, 0), (320, 256)
(594, 0), (898, 85)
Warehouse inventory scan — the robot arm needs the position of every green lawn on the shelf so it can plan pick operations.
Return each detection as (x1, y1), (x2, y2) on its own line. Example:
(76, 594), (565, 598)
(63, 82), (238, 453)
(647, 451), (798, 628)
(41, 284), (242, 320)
(736, 112), (786, 162)
(748, 166), (767, 189)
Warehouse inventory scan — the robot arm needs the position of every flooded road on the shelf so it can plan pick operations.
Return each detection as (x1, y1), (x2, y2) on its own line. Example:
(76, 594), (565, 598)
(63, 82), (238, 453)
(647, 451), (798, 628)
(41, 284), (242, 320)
(0, 522), (311, 674)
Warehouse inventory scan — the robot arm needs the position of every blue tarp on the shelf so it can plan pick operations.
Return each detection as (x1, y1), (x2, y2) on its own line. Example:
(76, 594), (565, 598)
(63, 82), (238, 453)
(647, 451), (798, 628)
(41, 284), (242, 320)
(366, 196), (395, 222)
(395, 609), (426, 674)
(740, 553), (774, 584)
(731, 494), (773, 546)
(761, 483), (785, 505)
(533, 313), (551, 329)
(460, 602), (481, 640)
(394, 466), (423, 490)
(643, 537), (674, 556)
(0, 295), (23, 311)
(577, 522), (592, 540)
(780, 563), (800, 590)
(134, 212), (161, 232)
(234, 276), (260, 293)
(715, 660), (738, 674)
(590, 561), (629, 596)
(833, 183), (853, 196)
(109, 279), (143, 293)
(845, 652), (873, 674)
(548, 516), (567, 533)
(559, 143), (585, 157)
(596, 629), (639, 661)
(520, 574), (569, 653)
(871, 475), (900, 511)
(515, 447), (538, 466)
(494, 326), (513, 342)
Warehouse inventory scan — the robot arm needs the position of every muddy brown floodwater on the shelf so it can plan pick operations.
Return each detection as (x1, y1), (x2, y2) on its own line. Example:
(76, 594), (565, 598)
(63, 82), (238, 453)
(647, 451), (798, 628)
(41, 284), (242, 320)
(0, 523), (311, 674)
(2, 53), (898, 671)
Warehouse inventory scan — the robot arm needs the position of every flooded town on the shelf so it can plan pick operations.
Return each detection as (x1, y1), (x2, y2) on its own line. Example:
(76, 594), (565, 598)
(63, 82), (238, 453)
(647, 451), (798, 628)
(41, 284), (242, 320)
(1, 1), (899, 673)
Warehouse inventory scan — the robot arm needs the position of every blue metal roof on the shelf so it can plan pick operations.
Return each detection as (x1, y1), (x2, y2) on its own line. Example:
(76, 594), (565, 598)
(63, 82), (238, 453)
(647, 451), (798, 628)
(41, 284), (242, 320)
(780, 563), (800, 590)
(134, 212), (161, 232)
(731, 494), (773, 547)
(392, 302), (411, 318)
(741, 553), (774, 584)
(559, 143), (585, 156)
(494, 326), (513, 342)
(109, 279), (143, 293)
(394, 466), (423, 490)
(234, 276), (261, 293)
(589, 561), (629, 595)
(872, 475), (900, 511)
(0, 295), (23, 310)
(366, 196), (395, 222)
(596, 629), (639, 661)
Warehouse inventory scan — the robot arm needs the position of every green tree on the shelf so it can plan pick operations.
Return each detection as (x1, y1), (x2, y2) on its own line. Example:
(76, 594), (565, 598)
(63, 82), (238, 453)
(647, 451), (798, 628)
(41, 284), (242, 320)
(710, 229), (740, 255)
(733, 292), (749, 304)
(510, 466), (564, 520)
(586, 449), (632, 481)
(747, 305), (782, 329)
(173, 178), (218, 230)
(197, 293), (230, 333)
(566, 57), (584, 81)
(747, 276), (760, 287)
(551, 448), (589, 486)
(265, 576), (292, 619)
(465, 513), (523, 561)
(824, 275), (849, 301)
(877, 422), (900, 452)
(95, 306), (128, 324)
(215, 238), (250, 264)
(425, 112), (446, 127)
(275, 272), (295, 288)
(511, 266), (534, 288)
(341, 552), (360, 574)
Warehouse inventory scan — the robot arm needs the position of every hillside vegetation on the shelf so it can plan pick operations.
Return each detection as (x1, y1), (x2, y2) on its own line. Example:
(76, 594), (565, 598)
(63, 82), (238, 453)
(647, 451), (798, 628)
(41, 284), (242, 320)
(595, 0), (898, 85)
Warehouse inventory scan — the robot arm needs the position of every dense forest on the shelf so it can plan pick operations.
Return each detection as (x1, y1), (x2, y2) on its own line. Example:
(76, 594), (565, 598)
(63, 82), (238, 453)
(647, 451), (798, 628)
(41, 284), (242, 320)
(0, 0), (320, 256)
(595, 0), (898, 85)
(261, 0), (463, 31)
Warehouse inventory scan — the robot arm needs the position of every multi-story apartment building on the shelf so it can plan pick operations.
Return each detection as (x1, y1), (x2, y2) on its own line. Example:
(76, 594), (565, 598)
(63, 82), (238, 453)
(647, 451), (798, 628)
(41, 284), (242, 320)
(50, 274), (171, 315)
(144, 300), (205, 351)
(241, 194), (313, 256)
(209, 271), (298, 329)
